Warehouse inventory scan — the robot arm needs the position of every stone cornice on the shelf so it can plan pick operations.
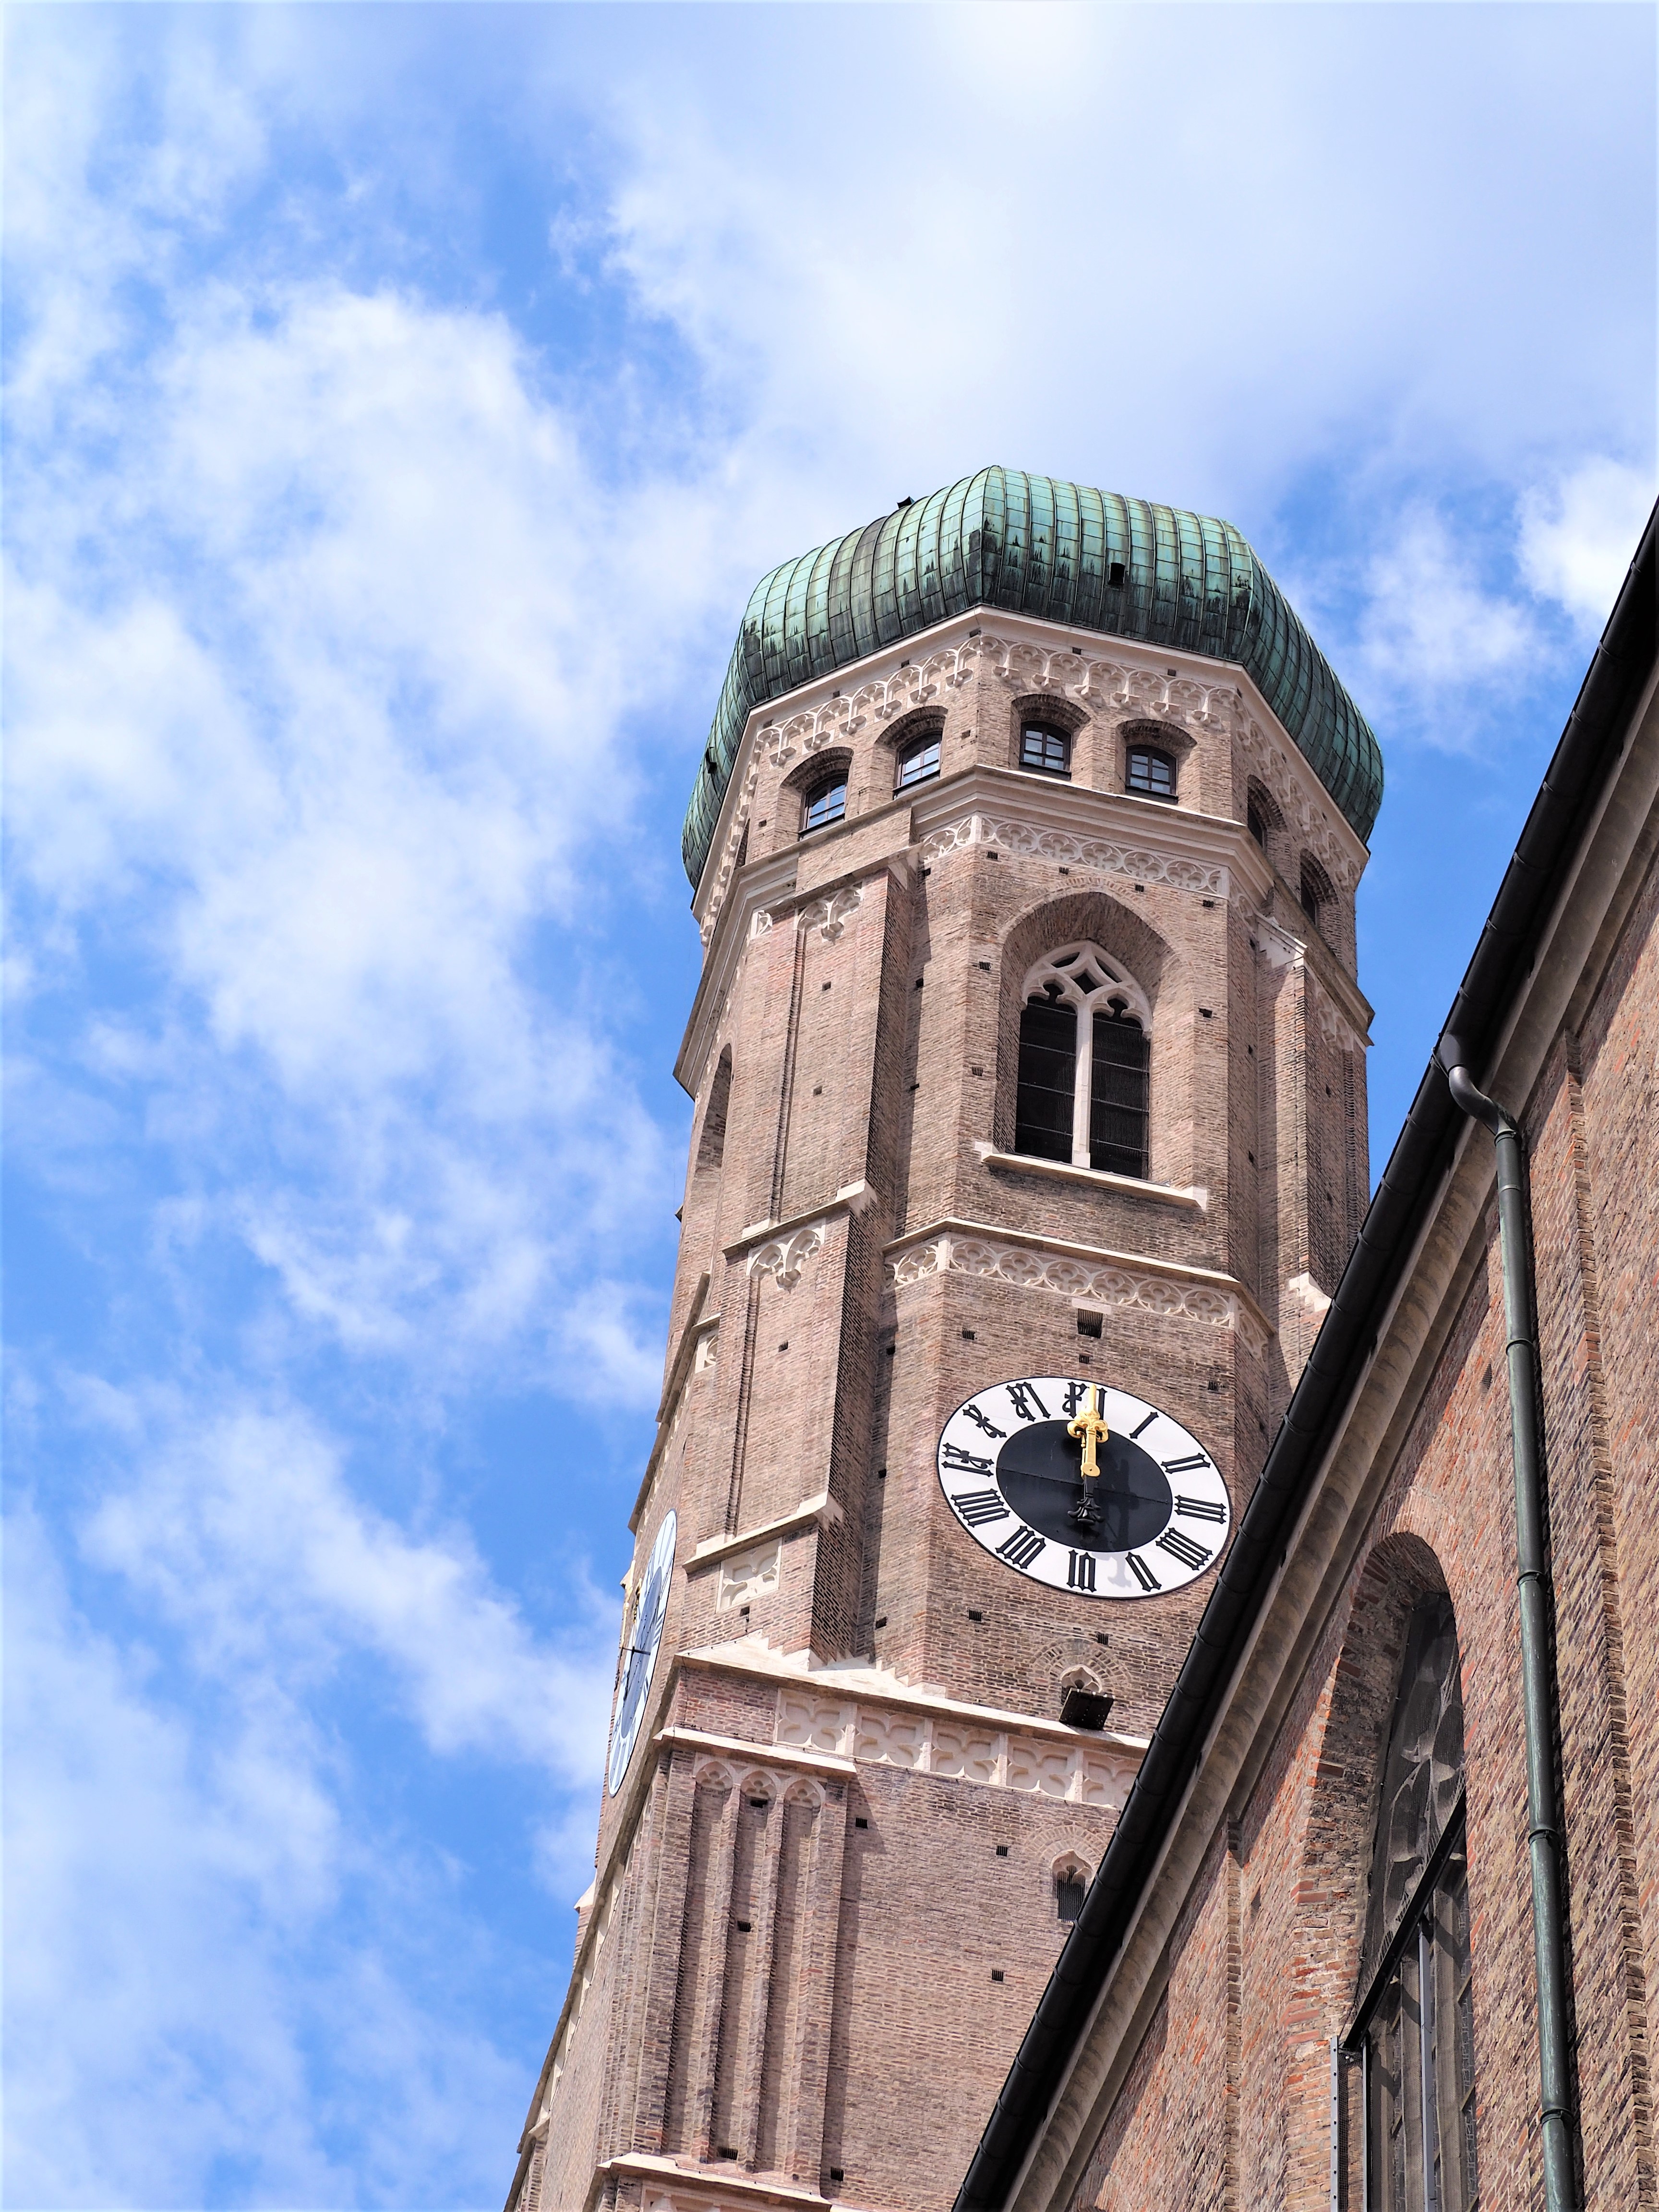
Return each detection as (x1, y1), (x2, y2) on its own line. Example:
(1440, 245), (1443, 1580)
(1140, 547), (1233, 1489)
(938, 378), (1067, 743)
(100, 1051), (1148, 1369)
(675, 751), (1371, 1100)
(884, 1216), (1274, 1353)
(689, 605), (1369, 941)
(677, 1635), (1148, 1757)
(652, 1724), (856, 1779)
(974, 1145), (1207, 1212)
(685, 1492), (843, 1572)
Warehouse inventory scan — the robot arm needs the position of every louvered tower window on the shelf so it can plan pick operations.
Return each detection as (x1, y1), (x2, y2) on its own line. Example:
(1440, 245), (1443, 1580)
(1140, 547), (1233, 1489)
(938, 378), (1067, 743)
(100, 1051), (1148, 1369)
(1014, 945), (1151, 1180)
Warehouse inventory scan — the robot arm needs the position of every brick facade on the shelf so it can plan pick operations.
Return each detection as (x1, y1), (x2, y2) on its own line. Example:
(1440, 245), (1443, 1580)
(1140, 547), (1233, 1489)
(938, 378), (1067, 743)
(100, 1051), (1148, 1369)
(506, 606), (1373, 2212)
(992, 568), (1659, 2211)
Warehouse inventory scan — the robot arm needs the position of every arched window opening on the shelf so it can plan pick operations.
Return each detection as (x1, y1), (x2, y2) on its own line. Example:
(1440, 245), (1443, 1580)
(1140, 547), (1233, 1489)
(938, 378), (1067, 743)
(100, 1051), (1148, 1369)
(801, 771), (848, 835)
(696, 1049), (733, 1174)
(895, 730), (941, 791)
(1352, 1593), (1478, 2212)
(1125, 745), (1177, 802)
(1246, 778), (1281, 849)
(1020, 721), (1072, 778)
(1014, 945), (1151, 1179)
(1054, 1858), (1090, 1925)
(1300, 854), (1334, 933)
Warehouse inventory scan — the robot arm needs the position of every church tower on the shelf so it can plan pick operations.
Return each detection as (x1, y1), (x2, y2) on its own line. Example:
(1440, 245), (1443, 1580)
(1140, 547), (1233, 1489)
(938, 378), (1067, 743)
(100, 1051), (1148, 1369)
(508, 469), (1381, 2212)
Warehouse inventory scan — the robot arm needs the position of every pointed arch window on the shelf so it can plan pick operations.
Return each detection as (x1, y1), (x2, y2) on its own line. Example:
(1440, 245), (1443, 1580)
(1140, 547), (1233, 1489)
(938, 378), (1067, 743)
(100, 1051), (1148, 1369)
(1348, 1592), (1479, 2212)
(1014, 945), (1151, 1179)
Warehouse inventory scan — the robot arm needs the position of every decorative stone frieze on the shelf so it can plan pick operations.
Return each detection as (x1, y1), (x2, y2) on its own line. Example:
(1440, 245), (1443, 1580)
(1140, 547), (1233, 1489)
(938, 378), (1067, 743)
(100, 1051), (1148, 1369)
(747, 1222), (827, 1290)
(887, 1226), (1270, 1355)
(716, 1539), (781, 1611)
(775, 1689), (1134, 1810)
(696, 617), (1362, 945)
(920, 810), (1227, 898)
(795, 884), (863, 941)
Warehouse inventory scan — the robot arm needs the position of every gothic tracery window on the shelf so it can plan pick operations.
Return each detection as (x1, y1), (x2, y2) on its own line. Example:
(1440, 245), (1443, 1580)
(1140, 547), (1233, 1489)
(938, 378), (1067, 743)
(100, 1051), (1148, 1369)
(1014, 944), (1151, 1179)
(1353, 1593), (1479, 2212)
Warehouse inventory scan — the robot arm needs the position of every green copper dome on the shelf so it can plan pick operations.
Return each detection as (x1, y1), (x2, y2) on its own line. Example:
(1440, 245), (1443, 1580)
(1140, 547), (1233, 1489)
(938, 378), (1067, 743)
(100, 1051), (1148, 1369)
(682, 468), (1382, 888)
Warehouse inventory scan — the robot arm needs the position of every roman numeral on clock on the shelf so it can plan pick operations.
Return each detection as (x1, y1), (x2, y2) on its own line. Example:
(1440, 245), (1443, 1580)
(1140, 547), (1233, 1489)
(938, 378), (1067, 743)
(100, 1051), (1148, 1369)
(1156, 1527), (1213, 1571)
(953, 1488), (1011, 1527)
(1067, 1550), (1097, 1591)
(1005, 1382), (1050, 1423)
(1162, 1453), (1212, 1476)
(1130, 1411), (1159, 1440)
(1174, 1494), (1227, 1523)
(996, 1526), (1046, 1570)
(1126, 1551), (1161, 1592)
(942, 1442), (995, 1475)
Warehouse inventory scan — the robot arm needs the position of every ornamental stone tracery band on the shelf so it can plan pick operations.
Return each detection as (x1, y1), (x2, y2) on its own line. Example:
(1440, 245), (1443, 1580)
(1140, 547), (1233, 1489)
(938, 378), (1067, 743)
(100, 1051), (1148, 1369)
(746, 1223), (827, 1290)
(921, 812), (1228, 898)
(888, 1231), (1270, 1354)
(773, 1691), (1133, 1809)
(696, 620), (1359, 943)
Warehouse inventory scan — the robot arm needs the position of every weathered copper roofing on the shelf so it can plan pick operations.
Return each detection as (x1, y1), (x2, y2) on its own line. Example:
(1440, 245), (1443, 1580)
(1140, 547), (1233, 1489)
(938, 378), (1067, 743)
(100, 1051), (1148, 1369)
(682, 467), (1382, 888)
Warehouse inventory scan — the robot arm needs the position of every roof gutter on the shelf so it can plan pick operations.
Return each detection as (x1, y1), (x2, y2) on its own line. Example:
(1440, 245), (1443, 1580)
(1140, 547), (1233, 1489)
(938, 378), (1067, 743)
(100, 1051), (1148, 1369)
(955, 499), (1658, 2212)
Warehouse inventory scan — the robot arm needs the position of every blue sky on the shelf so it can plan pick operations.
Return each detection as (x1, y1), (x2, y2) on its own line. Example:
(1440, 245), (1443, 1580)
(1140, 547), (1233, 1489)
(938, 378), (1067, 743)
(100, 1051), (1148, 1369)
(4, 6), (1654, 2207)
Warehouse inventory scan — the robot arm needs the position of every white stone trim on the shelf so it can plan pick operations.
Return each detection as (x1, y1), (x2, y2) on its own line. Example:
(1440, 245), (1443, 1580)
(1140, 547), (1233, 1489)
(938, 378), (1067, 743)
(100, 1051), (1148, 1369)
(884, 1218), (1271, 1354)
(654, 1724), (855, 1780)
(746, 1223), (827, 1290)
(775, 1689), (1136, 1811)
(921, 808), (1227, 898)
(975, 1144), (1206, 1212)
(690, 606), (1368, 947)
(688, 1491), (843, 1571)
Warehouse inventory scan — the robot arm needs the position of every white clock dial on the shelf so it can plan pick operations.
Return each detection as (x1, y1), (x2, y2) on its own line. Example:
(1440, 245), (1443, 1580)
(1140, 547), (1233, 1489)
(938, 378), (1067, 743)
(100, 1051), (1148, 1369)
(937, 1377), (1229, 1600)
(607, 1508), (677, 1793)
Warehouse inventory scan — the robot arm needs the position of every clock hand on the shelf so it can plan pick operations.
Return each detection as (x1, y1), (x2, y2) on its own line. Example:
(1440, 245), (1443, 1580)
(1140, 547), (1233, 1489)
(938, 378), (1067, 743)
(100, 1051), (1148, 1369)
(1066, 1387), (1112, 1525)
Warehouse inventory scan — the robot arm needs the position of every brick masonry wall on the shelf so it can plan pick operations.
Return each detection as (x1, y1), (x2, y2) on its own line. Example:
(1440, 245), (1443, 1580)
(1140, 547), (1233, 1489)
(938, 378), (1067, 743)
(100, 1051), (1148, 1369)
(514, 619), (1374, 2211)
(1063, 839), (1659, 2209)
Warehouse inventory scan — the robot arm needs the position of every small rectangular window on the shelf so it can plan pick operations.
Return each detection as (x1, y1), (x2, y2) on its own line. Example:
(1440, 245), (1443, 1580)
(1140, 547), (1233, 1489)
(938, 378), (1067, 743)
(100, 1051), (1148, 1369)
(1020, 723), (1071, 777)
(802, 775), (847, 834)
(1126, 746), (1177, 801)
(896, 734), (941, 790)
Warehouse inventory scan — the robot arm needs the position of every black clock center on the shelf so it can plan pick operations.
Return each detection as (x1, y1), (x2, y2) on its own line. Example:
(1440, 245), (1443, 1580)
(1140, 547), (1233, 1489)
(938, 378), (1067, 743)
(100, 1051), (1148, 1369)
(995, 1420), (1172, 1551)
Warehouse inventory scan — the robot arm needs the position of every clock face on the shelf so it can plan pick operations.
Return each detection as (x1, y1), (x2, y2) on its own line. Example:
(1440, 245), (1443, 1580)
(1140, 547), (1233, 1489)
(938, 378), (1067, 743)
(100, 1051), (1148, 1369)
(937, 1377), (1229, 1600)
(607, 1508), (677, 1794)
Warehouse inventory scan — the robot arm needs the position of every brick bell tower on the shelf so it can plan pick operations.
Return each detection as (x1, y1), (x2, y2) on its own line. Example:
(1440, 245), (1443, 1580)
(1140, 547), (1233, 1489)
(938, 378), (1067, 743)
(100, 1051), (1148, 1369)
(508, 469), (1381, 2212)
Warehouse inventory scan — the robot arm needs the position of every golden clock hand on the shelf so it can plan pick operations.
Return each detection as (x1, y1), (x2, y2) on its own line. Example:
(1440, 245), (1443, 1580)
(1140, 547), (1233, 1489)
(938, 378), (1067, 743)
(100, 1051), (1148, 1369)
(1066, 1386), (1111, 1485)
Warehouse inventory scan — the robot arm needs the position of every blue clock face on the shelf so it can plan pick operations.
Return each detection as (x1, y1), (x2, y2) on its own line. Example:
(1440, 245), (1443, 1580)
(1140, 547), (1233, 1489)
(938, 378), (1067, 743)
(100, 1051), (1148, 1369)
(607, 1509), (677, 1794)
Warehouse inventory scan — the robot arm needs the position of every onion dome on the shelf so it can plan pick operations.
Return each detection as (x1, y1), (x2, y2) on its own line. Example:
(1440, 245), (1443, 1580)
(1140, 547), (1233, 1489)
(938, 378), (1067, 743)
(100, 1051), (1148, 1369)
(683, 467), (1382, 889)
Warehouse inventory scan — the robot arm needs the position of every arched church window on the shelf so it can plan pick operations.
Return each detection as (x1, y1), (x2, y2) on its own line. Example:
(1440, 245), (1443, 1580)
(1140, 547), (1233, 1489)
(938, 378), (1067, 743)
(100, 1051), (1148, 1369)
(800, 770), (848, 835)
(1020, 721), (1072, 778)
(1013, 945), (1151, 1180)
(1300, 854), (1334, 933)
(1246, 778), (1281, 849)
(1125, 744), (1177, 802)
(1351, 1592), (1479, 2211)
(895, 731), (941, 790)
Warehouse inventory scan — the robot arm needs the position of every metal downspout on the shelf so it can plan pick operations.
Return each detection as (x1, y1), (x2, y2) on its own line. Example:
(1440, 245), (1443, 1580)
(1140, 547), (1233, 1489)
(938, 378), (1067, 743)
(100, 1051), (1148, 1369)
(1437, 1037), (1578, 2212)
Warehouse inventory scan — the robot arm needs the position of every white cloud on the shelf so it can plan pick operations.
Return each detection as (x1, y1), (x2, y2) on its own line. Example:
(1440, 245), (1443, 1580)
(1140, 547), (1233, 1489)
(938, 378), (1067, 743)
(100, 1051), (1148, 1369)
(79, 1387), (616, 1777)
(1357, 509), (1533, 708)
(4, 1379), (615, 2207)
(1519, 457), (1657, 632)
